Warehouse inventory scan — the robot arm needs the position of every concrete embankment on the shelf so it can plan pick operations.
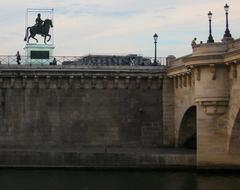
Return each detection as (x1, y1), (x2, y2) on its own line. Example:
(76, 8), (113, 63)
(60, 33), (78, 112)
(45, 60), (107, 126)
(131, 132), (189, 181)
(0, 148), (195, 169)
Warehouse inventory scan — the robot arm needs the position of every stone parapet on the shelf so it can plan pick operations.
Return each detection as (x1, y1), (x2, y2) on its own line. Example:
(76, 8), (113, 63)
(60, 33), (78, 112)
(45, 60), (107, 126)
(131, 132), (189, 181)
(192, 43), (227, 56)
(0, 65), (165, 90)
(167, 38), (240, 75)
(0, 64), (166, 71)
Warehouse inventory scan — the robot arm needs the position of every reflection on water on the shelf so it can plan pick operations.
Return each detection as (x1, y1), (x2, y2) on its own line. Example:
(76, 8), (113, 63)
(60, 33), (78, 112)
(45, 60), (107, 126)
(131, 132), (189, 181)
(198, 173), (240, 190)
(0, 169), (239, 190)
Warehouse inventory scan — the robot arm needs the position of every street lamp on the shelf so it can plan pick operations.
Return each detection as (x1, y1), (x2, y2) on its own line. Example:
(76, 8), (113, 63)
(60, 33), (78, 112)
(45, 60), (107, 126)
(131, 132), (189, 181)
(153, 33), (158, 65)
(223, 3), (232, 38)
(207, 11), (214, 43)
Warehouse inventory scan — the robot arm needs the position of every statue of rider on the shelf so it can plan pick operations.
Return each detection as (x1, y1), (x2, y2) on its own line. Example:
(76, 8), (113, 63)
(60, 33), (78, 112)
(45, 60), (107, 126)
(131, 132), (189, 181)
(35, 13), (43, 33)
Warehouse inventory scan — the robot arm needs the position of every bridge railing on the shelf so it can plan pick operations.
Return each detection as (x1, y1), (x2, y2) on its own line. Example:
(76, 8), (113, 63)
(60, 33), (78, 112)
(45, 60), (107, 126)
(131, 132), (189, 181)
(0, 55), (166, 66)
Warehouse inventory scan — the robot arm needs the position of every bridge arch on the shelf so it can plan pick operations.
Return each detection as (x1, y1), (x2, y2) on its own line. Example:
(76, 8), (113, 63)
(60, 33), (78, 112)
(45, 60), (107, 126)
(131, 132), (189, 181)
(178, 106), (197, 149)
(229, 109), (240, 154)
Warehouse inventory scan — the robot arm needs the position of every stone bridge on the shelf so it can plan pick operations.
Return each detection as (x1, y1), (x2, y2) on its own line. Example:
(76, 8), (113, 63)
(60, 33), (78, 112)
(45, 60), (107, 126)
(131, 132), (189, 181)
(1, 39), (240, 168)
(167, 38), (240, 168)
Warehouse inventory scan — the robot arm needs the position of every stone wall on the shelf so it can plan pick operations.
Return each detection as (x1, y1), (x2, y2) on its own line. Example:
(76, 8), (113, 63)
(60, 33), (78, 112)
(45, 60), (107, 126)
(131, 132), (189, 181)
(0, 66), (171, 151)
(0, 149), (195, 169)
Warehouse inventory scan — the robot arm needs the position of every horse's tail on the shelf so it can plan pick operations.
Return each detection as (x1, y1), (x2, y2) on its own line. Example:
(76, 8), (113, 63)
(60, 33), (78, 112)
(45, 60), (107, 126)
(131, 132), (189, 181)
(24, 27), (30, 41)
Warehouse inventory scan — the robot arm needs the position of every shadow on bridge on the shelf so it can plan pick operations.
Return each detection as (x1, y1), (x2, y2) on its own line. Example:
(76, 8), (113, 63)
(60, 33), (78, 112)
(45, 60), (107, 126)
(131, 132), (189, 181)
(229, 109), (240, 154)
(178, 106), (197, 149)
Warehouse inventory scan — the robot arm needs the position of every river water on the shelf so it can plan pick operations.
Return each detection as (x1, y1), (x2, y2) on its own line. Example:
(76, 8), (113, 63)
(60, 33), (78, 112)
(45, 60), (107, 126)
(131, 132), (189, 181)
(0, 169), (240, 190)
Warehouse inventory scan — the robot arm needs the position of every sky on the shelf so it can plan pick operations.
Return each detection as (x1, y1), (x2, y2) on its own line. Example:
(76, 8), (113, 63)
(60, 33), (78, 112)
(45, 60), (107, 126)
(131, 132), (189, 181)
(0, 0), (240, 58)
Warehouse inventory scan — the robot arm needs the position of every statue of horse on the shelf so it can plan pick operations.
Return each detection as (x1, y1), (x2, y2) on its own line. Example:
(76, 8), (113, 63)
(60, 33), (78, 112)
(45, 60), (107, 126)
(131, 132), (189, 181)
(24, 19), (53, 44)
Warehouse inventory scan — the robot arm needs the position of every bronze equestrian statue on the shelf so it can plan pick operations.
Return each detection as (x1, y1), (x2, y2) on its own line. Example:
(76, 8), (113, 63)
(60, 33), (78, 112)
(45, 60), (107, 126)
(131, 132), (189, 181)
(24, 13), (53, 44)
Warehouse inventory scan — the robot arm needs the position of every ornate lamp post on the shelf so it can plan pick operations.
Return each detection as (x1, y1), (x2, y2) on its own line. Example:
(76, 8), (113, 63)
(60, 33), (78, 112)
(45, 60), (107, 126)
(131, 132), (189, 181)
(207, 11), (214, 43)
(223, 3), (232, 38)
(153, 33), (158, 65)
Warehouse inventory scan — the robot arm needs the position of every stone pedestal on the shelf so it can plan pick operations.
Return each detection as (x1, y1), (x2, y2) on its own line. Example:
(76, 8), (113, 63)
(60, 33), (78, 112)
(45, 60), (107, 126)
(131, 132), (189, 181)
(24, 43), (55, 65)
